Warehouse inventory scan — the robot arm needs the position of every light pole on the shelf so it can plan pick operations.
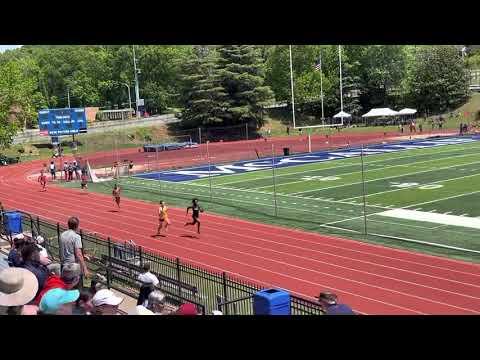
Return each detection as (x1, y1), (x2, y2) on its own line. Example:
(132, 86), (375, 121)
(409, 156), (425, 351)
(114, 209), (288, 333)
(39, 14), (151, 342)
(122, 83), (132, 112)
(132, 45), (141, 119)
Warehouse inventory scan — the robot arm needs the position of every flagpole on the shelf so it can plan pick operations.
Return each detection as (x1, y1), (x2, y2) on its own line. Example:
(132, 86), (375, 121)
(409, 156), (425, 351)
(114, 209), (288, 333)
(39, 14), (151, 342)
(338, 45), (344, 126)
(319, 50), (324, 121)
(289, 45), (296, 129)
(207, 140), (212, 202)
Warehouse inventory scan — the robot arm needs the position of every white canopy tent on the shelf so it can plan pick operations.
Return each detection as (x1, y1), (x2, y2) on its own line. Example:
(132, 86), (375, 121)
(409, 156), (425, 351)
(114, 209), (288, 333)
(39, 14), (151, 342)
(398, 108), (417, 115)
(333, 111), (352, 118)
(362, 108), (399, 118)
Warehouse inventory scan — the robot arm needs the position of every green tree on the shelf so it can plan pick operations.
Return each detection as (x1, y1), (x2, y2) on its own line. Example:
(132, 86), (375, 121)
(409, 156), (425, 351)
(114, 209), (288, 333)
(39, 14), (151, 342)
(0, 60), (46, 148)
(407, 46), (469, 114)
(179, 48), (228, 128)
(216, 45), (274, 128)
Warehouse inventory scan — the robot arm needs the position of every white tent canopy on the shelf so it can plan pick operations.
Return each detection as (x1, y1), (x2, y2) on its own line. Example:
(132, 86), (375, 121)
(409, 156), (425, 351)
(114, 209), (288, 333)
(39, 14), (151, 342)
(362, 108), (399, 118)
(398, 108), (417, 115)
(333, 111), (351, 118)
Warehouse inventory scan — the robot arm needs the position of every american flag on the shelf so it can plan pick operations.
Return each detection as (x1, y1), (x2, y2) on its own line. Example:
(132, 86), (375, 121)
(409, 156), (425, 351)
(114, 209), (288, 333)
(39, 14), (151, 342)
(313, 60), (322, 71)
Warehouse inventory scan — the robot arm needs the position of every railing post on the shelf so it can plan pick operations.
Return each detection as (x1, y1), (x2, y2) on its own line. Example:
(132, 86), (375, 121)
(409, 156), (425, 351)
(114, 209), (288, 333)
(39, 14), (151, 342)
(107, 237), (112, 289)
(56, 222), (62, 263)
(29, 216), (34, 236)
(176, 257), (181, 297)
(36, 216), (40, 236)
(222, 272), (229, 315)
(139, 245), (143, 267)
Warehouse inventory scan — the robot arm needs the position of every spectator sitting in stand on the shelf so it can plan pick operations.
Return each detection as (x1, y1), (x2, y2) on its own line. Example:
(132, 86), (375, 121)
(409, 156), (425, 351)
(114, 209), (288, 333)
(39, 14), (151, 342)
(39, 288), (80, 315)
(0, 268), (39, 315)
(146, 290), (172, 315)
(20, 243), (49, 296)
(73, 289), (94, 315)
(174, 302), (199, 315)
(33, 262), (81, 305)
(8, 234), (26, 267)
(92, 289), (124, 315)
(315, 292), (355, 315)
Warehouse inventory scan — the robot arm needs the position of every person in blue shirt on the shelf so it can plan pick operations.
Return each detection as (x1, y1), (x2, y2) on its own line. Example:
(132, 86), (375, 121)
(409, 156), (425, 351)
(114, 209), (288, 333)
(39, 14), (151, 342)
(316, 292), (355, 315)
(8, 235), (25, 267)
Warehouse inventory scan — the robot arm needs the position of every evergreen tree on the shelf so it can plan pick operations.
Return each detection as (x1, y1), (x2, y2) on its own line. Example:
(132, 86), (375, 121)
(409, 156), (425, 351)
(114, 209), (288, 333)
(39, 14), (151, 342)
(179, 48), (228, 128)
(216, 45), (274, 128)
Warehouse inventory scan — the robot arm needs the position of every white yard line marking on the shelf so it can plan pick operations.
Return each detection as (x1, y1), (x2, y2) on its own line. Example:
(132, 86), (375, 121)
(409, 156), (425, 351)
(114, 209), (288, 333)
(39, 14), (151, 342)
(292, 159), (480, 196)
(254, 151), (480, 191)
(342, 171), (480, 202)
(193, 142), (480, 186)
(403, 189), (480, 209)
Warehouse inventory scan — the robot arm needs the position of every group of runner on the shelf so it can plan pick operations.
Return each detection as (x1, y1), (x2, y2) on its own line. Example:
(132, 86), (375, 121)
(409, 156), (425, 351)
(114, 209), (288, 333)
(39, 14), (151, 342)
(112, 184), (203, 235)
(38, 168), (204, 234)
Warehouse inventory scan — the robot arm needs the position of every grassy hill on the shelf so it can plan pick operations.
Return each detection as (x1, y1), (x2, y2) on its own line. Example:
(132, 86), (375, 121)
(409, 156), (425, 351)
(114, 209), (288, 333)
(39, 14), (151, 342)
(262, 93), (480, 136)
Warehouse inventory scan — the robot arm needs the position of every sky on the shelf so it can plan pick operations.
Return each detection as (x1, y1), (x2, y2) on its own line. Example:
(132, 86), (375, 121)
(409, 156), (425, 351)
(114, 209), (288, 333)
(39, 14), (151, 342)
(0, 45), (22, 53)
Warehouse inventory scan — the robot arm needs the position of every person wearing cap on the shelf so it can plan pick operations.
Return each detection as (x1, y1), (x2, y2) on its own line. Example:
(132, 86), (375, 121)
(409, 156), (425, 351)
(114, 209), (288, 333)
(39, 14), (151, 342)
(316, 292), (355, 315)
(39, 288), (80, 315)
(0, 268), (39, 315)
(33, 262), (81, 305)
(175, 302), (199, 316)
(8, 234), (26, 267)
(129, 305), (154, 315)
(92, 289), (124, 315)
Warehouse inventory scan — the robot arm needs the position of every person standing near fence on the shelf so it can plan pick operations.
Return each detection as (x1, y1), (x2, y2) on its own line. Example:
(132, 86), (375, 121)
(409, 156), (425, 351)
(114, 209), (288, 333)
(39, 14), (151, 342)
(59, 216), (90, 287)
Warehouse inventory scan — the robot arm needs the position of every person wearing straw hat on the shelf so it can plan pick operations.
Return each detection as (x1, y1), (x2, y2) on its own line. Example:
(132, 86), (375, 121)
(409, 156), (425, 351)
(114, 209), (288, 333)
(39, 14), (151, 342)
(0, 268), (39, 315)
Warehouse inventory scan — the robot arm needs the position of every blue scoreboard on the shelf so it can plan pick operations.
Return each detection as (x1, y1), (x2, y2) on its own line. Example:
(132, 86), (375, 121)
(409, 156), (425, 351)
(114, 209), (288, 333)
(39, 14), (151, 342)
(38, 108), (88, 136)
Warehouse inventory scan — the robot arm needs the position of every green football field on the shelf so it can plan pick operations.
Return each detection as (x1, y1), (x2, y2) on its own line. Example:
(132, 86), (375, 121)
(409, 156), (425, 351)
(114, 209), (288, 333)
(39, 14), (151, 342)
(74, 139), (480, 263)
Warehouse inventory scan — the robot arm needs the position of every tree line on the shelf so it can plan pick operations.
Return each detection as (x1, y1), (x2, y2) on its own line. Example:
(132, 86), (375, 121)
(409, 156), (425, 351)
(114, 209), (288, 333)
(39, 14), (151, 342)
(0, 45), (472, 147)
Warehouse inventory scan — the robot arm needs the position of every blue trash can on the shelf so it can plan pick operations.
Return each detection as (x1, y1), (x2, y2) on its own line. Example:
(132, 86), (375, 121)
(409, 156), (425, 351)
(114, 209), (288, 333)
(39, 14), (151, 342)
(4, 211), (23, 235)
(253, 288), (291, 315)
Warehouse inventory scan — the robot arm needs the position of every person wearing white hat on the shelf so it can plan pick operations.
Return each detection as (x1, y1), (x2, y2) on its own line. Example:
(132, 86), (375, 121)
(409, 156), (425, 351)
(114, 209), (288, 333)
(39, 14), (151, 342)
(92, 289), (124, 315)
(0, 268), (39, 315)
(128, 305), (154, 315)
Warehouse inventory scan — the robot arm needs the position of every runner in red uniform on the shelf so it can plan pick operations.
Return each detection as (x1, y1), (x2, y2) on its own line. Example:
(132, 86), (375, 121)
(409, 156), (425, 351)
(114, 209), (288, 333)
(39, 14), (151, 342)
(112, 184), (121, 209)
(38, 170), (47, 192)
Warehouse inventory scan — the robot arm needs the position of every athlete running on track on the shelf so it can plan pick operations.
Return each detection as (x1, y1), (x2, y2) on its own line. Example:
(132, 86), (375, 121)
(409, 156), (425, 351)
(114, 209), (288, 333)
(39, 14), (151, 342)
(185, 198), (203, 234)
(38, 170), (47, 192)
(112, 184), (121, 209)
(156, 201), (170, 235)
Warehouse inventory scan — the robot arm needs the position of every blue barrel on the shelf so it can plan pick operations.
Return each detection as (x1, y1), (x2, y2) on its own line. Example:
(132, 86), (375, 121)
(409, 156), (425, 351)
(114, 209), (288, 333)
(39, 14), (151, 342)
(4, 211), (23, 235)
(253, 288), (291, 315)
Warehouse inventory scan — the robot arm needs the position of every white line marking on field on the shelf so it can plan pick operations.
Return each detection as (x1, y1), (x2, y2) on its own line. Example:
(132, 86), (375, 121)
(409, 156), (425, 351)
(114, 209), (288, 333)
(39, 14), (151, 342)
(404, 189), (480, 209)
(379, 209), (480, 230)
(292, 158), (480, 196)
(340, 168), (480, 201)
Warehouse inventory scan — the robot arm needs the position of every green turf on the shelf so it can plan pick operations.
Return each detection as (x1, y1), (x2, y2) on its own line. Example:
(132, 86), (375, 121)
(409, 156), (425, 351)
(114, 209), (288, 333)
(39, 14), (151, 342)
(60, 140), (480, 263)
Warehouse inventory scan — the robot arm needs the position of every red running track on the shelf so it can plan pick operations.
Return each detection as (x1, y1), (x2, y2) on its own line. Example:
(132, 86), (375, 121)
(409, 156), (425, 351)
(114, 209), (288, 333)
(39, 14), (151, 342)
(3, 134), (480, 314)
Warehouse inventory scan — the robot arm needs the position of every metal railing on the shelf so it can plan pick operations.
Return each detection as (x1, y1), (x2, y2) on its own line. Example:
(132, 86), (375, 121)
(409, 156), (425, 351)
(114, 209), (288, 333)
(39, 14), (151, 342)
(5, 208), (324, 315)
